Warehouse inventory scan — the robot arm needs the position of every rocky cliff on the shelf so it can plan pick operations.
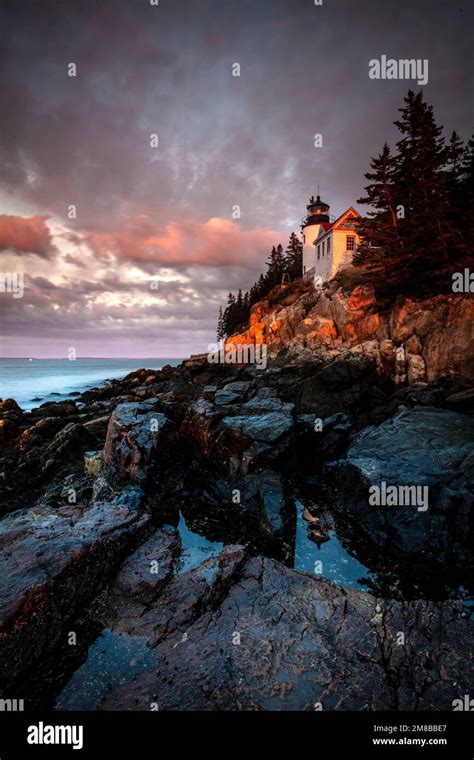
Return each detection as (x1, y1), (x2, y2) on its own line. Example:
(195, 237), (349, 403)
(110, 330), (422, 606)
(226, 271), (474, 384)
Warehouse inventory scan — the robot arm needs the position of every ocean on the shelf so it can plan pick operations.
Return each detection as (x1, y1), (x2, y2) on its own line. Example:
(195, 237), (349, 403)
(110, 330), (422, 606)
(0, 358), (184, 411)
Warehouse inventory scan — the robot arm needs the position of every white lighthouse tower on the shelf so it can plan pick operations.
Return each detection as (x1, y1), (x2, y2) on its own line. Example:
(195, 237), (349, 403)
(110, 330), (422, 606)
(301, 194), (331, 279)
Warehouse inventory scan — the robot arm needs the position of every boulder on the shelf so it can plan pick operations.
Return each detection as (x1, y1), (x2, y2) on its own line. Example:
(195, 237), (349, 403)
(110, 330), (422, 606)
(202, 385), (217, 400)
(179, 399), (221, 458)
(241, 388), (295, 415)
(221, 412), (293, 444)
(31, 400), (78, 417)
(444, 388), (474, 413)
(0, 418), (19, 445)
(222, 381), (252, 396)
(331, 408), (474, 560)
(103, 402), (176, 485)
(0, 399), (22, 414)
(406, 353), (426, 384)
(214, 389), (241, 406)
(1, 423), (96, 514)
(110, 527), (181, 608)
(214, 380), (254, 408)
(82, 414), (111, 438)
(0, 486), (150, 688)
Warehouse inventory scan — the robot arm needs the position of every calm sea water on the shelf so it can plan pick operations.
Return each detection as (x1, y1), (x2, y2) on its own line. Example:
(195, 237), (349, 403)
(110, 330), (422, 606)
(0, 358), (183, 411)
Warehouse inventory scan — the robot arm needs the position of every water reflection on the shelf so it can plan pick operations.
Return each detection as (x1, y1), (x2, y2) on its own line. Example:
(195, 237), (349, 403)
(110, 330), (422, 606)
(175, 511), (224, 573)
(293, 500), (371, 590)
(55, 629), (156, 711)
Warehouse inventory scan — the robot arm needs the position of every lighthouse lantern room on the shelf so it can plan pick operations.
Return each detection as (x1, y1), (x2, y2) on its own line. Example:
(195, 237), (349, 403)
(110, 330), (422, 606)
(301, 194), (331, 278)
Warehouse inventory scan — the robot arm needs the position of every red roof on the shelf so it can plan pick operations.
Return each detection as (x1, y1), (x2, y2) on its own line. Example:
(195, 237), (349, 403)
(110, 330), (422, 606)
(319, 223), (332, 231)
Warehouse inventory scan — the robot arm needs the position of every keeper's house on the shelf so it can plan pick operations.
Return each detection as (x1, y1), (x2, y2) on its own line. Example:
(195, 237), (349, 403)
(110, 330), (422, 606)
(301, 194), (361, 283)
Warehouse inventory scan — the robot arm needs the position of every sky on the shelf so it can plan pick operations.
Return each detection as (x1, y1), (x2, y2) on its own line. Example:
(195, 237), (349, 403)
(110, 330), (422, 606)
(0, 0), (472, 358)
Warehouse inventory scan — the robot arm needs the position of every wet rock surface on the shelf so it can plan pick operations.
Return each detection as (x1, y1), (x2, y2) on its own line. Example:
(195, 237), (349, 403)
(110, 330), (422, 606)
(109, 527), (181, 612)
(96, 546), (472, 711)
(0, 486), (150, 689)
(0, 279), (473, 711)
(103, 401), (177, 485)
(331, 407), (474, 562)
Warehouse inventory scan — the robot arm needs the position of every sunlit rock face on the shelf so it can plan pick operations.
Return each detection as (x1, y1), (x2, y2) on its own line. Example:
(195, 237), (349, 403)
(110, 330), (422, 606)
(226, 274), (474, 384)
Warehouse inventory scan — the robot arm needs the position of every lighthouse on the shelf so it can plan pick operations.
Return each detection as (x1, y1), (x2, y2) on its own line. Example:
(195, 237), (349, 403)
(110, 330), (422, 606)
(301, 194), (331, 279)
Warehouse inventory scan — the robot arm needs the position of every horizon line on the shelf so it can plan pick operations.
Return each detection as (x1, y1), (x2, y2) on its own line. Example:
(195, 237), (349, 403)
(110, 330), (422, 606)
(0, 356), (187, 360)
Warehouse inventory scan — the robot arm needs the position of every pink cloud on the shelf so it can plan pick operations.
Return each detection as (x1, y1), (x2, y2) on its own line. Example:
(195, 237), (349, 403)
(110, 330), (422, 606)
(0, 214), (54, 258)
(87, 216), (280, 268)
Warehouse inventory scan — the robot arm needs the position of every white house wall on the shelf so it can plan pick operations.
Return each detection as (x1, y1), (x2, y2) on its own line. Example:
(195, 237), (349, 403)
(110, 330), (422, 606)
(314, 234), (332, 281)
(313, 229), (360, 282)
(302, 223), (321, 275)
(331, 231), (358, 275)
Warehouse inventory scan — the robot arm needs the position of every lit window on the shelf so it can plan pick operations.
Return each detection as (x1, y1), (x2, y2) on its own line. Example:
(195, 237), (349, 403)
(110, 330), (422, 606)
(346, 236), (355, 251)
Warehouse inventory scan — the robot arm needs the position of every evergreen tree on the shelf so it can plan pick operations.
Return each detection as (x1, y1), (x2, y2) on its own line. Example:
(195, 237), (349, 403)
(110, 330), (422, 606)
(264, 244), (286, 289)
(356, 90), (465, 293)
(216, 306), (225, 341)
(275, 243), (286, 280)
(445, 130), (467, 247)
(264, 246), (278, 289)
(284, 232), (303, 280)
(222, 292), (236, 337)
(393, 89), (452, 262)
(217, 236), (304, 337)
(234, 288), (247, 330)
(446, 131), (465, 196)
(249, 282), (260, 308)
(256, 273), (266, 298)
(459, 134), (474, 244)
(355, 142), (402, 270)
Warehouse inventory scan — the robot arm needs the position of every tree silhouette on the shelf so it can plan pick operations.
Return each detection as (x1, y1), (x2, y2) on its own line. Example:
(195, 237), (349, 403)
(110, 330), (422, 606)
(284, 232), (303, 280)
(355, 90), (470, 294)
(217, 233), (302, 338)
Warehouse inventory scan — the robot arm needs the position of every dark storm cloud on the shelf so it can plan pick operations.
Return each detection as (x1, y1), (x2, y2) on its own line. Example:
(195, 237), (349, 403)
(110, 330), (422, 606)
(0, 0), (472, 356)
(2, 0), (471, 227)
